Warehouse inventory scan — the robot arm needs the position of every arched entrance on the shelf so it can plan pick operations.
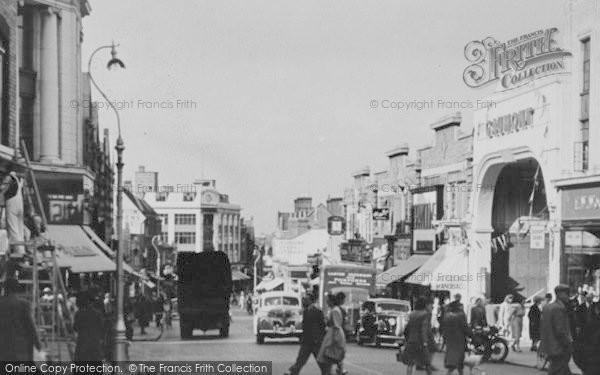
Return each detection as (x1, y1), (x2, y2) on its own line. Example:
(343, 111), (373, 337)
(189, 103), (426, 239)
(474, 156), (549, 303)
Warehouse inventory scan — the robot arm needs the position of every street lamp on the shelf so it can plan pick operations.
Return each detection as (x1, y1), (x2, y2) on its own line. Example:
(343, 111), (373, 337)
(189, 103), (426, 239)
(88, 42), (128, 362)
(151, 235), (162, 294)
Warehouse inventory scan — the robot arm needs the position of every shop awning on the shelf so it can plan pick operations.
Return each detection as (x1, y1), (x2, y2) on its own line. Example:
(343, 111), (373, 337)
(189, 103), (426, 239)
(232, 270), (250, 281)
(376, 254), (430, 286)
(255, 277), (284, 291)
(81, 225), (115, 257)
(79, 225), (143, 276)
(46, 225), (116, 273)
(404, 245), (470, 293)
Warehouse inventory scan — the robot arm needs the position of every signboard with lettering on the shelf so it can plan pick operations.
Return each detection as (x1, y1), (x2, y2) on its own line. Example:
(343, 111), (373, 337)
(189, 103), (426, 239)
(327, 216), (346, 236)
(530, 226), (546, 249)
(394, 235), (412, 263)
(36, 172), (89, 225)
(372, 208), (390, 221)
(562, 186), (600, 222)
(477, 108), (535, 139)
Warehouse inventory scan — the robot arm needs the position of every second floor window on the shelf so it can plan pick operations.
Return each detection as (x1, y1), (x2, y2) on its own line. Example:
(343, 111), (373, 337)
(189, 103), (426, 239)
(174, 231), (196, 244)
(175, 213), (196, 225)
(580, 38), (591, 171)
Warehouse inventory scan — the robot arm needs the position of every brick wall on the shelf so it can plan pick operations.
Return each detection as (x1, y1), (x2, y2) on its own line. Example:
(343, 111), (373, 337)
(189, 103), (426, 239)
(0, 0), (18, 151)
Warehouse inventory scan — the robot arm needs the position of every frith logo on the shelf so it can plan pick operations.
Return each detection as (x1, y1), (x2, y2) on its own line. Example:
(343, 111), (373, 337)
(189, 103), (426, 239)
(463, 28), (571, 89)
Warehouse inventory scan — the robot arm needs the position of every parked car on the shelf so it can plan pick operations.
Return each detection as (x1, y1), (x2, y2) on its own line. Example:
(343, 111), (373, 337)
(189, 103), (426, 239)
(355, 298), (411, 347)
(254, 291), (303, 344)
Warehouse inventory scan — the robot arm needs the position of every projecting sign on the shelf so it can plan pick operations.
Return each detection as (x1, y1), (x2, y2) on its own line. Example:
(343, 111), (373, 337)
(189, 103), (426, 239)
(327, 216), (346, 236)
(530, 226), (545, 249)
(372, 208), (390, 220)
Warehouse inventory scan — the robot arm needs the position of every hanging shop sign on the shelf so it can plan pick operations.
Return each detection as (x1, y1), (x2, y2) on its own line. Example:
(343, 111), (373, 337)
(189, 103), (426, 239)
(562, 186), (600, 221)
(463, 27), (571, 90)
(327, 216), (346, 236)
(530, 226), (546, 249)
(372, 208), (390, 220)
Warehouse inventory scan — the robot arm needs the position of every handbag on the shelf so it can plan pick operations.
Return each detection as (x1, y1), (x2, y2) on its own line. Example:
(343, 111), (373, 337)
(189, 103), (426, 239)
(323, 344), (345, 362)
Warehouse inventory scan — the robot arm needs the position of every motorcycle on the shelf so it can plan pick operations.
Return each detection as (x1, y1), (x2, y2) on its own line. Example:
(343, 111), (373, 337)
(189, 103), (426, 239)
(468, 326), (509, 362)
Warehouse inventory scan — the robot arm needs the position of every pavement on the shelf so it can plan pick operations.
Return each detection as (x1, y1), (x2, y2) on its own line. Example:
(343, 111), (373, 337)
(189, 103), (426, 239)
(127, 307), (573, 375)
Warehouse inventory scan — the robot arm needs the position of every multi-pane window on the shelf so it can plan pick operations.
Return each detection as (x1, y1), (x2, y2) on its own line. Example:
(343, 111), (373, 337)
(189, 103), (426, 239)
(174, 232), (196, 244)
(160, 232), (168, 243)
(580, 38), (591, 171)
(158, 214), (168, 225)
(174, 213), (196, 225)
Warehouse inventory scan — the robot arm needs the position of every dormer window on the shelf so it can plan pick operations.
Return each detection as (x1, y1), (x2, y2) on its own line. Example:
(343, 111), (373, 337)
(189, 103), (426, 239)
(156, 192), (168, 201)
(183, 192), (196, 201)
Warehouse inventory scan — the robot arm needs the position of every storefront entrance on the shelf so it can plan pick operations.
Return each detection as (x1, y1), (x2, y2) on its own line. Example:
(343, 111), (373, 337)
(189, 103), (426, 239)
(488, 158), (549, 302)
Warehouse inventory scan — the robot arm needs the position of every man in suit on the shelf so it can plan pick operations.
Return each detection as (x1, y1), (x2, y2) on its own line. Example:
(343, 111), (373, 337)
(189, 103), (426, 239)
(0, 278), (40, 361)
(285, 292), (326, 375)
(541, 284), (573, 375)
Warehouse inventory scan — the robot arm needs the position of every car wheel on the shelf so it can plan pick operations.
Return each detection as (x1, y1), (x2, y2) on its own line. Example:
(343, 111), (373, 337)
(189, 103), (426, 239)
(256, 334), (265, 344)
(179, 317), (193, 339)
(219, 324), (229, 338)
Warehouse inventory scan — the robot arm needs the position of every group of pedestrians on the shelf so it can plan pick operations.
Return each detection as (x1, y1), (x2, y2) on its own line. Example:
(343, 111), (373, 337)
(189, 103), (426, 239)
(285, 292), (348, 375)
(124, 291), (172, 339)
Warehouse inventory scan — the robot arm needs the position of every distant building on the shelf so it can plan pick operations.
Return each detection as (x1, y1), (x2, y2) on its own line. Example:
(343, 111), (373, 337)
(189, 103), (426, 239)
(276, 197), (334, 239)
(145, 179), (243, 265)
(122, 188), (162, 272)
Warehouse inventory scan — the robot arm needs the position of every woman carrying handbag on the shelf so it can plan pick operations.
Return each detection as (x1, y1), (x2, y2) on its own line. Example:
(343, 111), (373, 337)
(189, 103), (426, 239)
(318, 293), (347, 375)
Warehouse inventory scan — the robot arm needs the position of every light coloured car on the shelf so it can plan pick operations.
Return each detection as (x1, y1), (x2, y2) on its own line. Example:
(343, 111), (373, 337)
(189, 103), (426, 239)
(254, 291), (303, 344)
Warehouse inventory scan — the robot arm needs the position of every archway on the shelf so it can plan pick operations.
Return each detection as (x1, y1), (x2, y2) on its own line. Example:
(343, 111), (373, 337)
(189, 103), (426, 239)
(473, 156), (549, 302)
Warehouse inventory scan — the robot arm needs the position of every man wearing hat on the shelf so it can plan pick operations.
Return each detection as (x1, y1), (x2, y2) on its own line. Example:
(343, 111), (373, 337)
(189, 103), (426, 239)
(541, 284), (573, 375)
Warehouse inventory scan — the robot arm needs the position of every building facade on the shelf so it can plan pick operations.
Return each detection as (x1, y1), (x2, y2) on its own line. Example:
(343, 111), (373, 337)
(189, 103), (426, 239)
(469, 1), (600, 301)
(145, 179), (243, 265)
(18, 0), (114, 241)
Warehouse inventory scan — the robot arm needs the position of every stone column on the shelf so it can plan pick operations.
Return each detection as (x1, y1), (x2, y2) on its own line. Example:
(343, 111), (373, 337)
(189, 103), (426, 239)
(39, 7), (60, 163)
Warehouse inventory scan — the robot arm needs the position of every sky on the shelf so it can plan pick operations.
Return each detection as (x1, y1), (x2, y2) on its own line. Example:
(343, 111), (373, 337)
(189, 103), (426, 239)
(81, 0), (563, 234)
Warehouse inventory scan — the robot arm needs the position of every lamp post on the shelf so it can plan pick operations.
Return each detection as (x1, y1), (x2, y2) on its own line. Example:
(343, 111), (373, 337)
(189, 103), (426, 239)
(88, 42), (127, 362)
(151, 235), (162, 294)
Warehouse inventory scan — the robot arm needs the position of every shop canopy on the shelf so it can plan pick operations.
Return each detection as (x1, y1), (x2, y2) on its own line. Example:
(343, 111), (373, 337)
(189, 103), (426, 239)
(376, 254), (431, 287)
(80, 225), (141, 277)
(404, 244), (470, 294)
(255, 277), (285, 292)
(232, 270), (250, 281)
(46, 225), (116, 274)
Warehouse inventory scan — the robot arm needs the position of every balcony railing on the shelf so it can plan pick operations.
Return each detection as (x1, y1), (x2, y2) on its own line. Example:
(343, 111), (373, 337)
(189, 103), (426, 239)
(574, 141), (589, 172)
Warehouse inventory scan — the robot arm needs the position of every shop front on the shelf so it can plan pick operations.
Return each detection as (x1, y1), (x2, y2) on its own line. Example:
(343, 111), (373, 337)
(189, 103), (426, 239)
(558, 184), (600, 292)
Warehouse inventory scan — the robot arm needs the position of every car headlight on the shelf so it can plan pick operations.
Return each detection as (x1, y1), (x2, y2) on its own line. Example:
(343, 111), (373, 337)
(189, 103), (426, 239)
(388, 318), (397, 326)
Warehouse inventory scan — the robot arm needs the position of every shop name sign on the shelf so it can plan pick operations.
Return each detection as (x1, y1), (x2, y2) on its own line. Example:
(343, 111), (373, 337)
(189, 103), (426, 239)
(478, 107), (535, 138)
(562, 186), (600, 221)
(464, 28), (571, 89)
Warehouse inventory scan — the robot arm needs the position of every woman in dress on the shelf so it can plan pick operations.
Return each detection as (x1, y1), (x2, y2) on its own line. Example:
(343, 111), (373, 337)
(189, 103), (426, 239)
(442, 302), (472, 375)
(510, 299), (525, 352)
(318, 293), (347, 375)
(497, 294), (513, 336)
(528, 296), (543, 351)
(403, 297), (434, 375)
